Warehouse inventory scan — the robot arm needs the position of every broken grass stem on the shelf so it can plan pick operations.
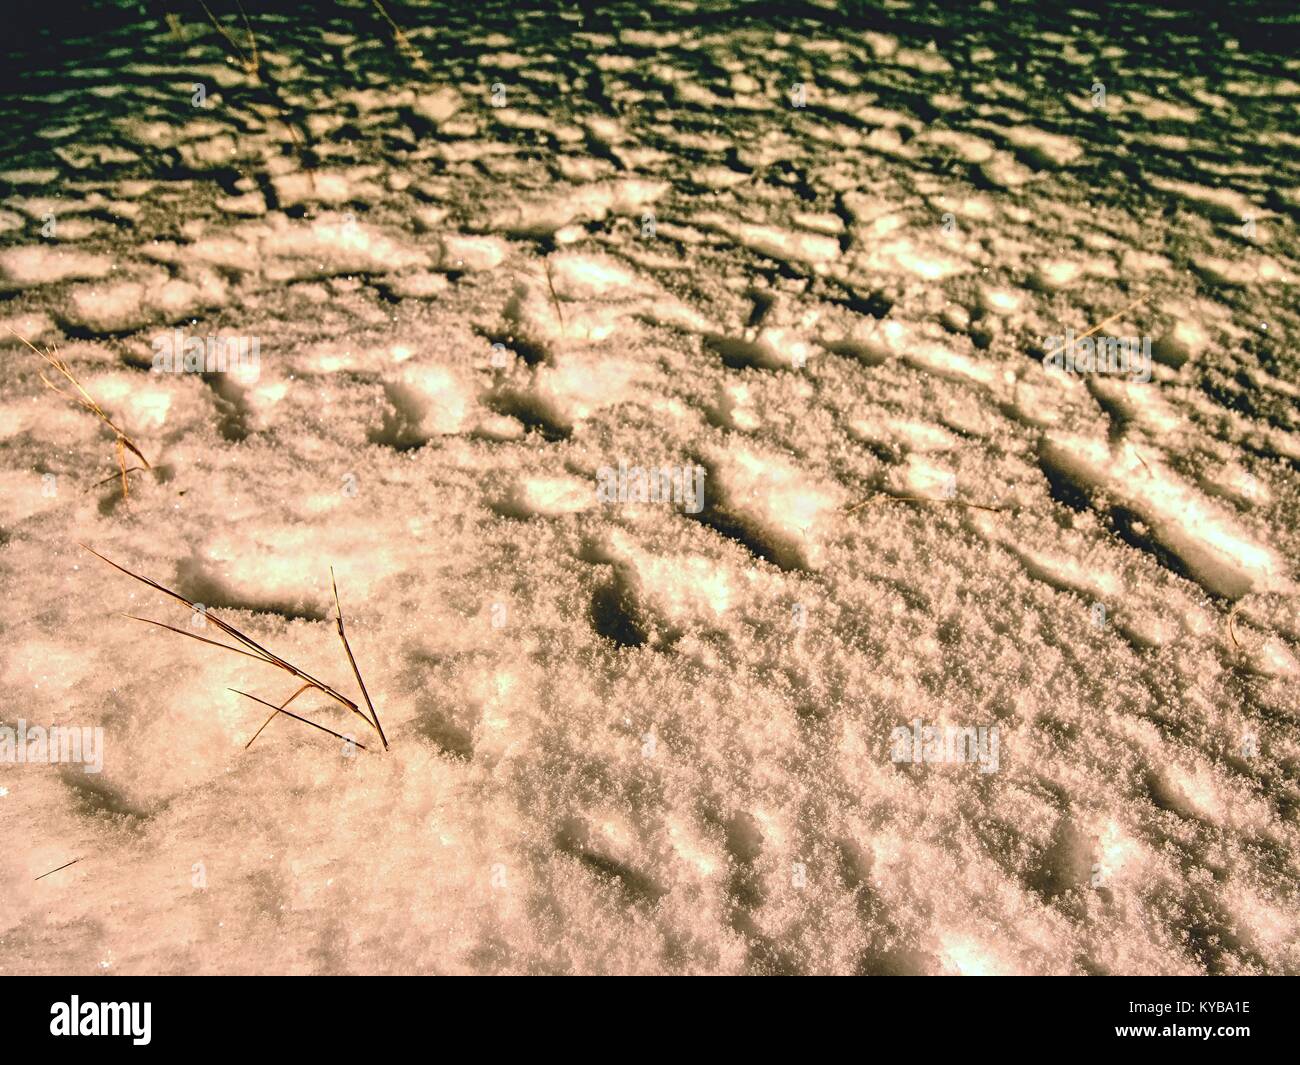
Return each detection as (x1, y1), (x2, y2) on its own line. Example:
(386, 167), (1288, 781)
(244, 684), (312, 749)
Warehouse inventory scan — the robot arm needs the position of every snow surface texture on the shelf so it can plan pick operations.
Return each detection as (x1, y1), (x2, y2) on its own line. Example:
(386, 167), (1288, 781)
(1, 0), (1298, 975)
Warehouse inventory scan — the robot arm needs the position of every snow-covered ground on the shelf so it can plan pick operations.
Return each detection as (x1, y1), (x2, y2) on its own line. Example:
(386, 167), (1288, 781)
(1, 0), (1297, 974)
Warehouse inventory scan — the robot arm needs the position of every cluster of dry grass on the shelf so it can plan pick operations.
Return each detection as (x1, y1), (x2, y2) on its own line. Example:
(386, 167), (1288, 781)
(370, 0), (430, 74)
(6, 326), (152, 498)
(85, 547), (389, 752)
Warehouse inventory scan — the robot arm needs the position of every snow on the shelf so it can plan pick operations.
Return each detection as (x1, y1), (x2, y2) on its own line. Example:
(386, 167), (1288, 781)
(0, 1), (1297, 976)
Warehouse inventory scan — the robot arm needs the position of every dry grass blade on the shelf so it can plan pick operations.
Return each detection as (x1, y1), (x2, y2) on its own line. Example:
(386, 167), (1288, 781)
(7, 326), (151, 496)
(231, 689), (367, 750)
(1042, 291), (1151, 362)
(543, 259), (565, 331)
(120, 613), (275, 665)
(35, 857), (82, 881)
(84, 545), (378, 736)
(91, 464), (147, 492)
(331, 568), (388, 750)
(235, 0), (260, 73)
(845, 493), (1007, 516)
